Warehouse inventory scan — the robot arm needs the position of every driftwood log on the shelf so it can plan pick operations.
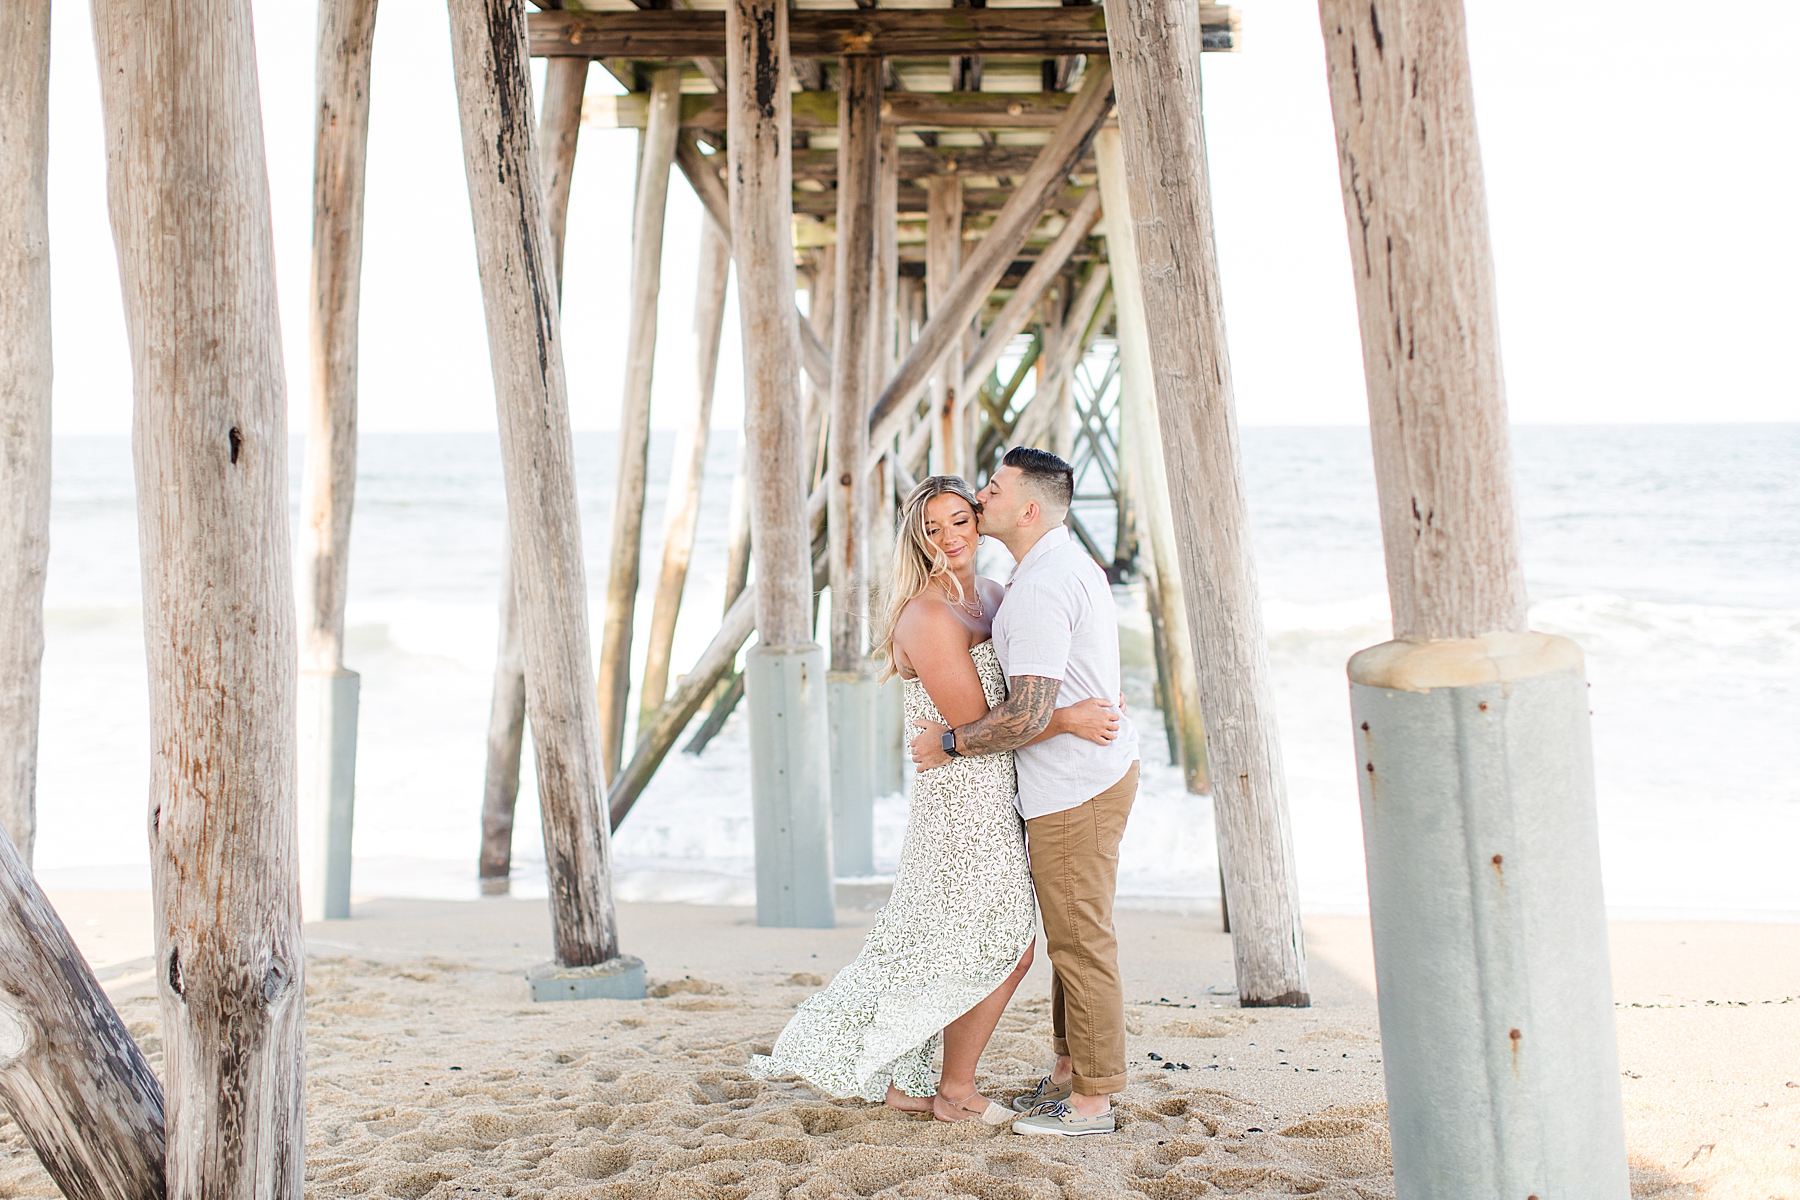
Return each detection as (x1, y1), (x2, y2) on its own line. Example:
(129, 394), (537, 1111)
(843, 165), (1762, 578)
(91, 0), (310, 1188)
(0, 827), (165, 1200)
(1104, 0), (1309, 1006)
(447, 0), (620, 965)
(0, 0), (52, 866)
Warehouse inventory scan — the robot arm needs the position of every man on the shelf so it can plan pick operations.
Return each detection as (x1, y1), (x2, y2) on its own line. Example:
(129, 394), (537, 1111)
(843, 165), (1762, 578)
(911, 446), (1140, 1137)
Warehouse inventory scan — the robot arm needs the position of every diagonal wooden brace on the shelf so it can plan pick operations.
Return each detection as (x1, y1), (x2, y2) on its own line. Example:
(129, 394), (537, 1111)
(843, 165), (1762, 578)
(958, 187), (1102, 403)
(867, 60), (1114, 447)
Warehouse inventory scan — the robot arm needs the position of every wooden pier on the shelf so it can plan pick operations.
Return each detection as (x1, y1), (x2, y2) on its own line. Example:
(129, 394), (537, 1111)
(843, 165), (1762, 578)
(0, 0), (1627, 1193)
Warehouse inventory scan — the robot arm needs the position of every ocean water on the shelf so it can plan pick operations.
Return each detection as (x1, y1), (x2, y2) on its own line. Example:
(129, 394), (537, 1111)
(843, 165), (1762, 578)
(31, 424), (1800, 920)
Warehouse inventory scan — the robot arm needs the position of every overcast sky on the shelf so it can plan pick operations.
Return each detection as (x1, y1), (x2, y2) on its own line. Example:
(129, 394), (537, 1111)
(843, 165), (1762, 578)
(42, 0), (1799, 435)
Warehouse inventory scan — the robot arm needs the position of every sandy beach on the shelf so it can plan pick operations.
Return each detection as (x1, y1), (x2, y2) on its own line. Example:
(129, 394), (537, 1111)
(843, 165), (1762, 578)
(2, 892), (1794, 1199)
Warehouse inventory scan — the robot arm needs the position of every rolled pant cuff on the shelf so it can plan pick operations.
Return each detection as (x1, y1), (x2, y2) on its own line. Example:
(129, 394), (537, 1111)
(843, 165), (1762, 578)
(1051, 1037), (1070, 1057)
(1072, 1072), (1127, 1096)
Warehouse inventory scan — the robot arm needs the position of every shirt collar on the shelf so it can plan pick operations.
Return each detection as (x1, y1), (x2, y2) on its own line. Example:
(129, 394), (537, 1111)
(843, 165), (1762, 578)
(1008, 524), (1072, 585)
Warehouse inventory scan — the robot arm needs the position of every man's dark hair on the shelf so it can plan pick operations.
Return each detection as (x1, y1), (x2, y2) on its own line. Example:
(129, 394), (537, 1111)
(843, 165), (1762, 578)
(1001, 446), (1074, 515)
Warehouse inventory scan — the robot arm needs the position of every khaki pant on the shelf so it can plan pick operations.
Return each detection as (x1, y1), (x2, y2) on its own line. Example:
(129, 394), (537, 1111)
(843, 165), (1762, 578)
(1025, 761), (1138, 1096)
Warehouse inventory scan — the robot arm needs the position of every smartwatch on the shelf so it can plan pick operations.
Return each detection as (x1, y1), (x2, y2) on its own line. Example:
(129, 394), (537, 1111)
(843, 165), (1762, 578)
(941, 730), (963, 759)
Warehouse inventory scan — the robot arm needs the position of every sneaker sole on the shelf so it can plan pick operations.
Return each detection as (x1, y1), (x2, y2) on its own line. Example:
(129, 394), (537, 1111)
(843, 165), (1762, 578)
(1011, 1122), (1115, 1137)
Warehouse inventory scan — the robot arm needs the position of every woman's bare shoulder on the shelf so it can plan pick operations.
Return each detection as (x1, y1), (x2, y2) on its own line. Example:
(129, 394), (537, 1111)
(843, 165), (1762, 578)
(895, 591), (961, 639)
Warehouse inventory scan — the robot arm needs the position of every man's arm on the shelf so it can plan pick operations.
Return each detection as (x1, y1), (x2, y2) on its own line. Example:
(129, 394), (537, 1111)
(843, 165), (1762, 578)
(957, 675), (1061, 755)
(911, 675), (1063, 769)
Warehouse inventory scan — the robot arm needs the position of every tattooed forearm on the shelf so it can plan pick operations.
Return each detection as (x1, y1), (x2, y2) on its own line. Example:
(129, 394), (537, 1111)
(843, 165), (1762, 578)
(957, 676), (1061, 755)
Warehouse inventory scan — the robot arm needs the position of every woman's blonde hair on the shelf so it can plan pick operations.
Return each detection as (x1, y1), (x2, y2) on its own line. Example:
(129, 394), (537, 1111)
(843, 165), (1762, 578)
(872, 476), (983, 682)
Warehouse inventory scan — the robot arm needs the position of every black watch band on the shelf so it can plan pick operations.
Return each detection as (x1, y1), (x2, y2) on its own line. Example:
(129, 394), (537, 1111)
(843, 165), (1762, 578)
(941, 730), (962, 759)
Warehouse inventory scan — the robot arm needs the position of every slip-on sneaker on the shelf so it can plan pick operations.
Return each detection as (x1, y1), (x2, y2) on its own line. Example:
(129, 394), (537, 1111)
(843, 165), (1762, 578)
(1010, 1076), (1074, 1112)
(1011, 1101), (1115, 1137)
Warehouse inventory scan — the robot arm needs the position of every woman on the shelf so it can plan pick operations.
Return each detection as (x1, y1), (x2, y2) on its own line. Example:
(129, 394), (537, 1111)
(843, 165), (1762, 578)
(750, 477), (1120, 1123)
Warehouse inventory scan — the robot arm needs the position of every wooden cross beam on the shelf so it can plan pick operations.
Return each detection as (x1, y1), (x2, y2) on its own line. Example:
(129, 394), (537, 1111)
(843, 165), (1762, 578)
(793, 142), (1095, 183)
(791, 182), (1088, 217)
(586, 89), (1093, 133)
(531, 7), (1238, 60)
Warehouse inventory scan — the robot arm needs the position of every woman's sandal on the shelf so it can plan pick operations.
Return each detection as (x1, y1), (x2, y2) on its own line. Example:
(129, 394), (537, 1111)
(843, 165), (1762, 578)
(934, 1089), (1013, 1126)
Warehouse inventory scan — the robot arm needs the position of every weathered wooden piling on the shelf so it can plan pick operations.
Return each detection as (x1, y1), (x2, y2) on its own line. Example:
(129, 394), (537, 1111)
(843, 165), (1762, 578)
(479, 539), (528, 891)
(479, 44), (590, 892)
(0, 13), (166, 1185)
(446, 0), (629, 980)
(870, 122), (906, 798)
(727, 0), (836, 928)
(598, 65), (684, 784)
(1319, 0), (1628, 1191)
(641, 212), (732, 727)
(873, 123), (900, 408)
(91, 0), (307, 1185)
(0, 0), (52, 869)
(803, 244), (837, 486)
(298, 0), (379, 923)
(0, 826), (165, 1200)
(1104, 0), (1310, 1006)
(925, 176), (964, 475)
(1094, 128), (1210, 795)
(826, 54), (883, 878)
(538, 57), (588, 290)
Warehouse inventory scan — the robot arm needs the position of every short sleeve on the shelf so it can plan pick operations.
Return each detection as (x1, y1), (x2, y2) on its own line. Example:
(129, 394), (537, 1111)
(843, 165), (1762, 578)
(997, 578), (1078, 682)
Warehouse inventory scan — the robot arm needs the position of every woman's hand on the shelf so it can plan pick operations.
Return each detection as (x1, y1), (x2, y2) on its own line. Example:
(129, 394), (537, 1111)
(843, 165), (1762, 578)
(910, 720), (951, 770)
(1050, 696), (1121, 745)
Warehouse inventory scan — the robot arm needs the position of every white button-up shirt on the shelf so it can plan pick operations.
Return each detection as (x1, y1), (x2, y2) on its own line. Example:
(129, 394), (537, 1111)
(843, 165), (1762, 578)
(991, 525), (1140, 819)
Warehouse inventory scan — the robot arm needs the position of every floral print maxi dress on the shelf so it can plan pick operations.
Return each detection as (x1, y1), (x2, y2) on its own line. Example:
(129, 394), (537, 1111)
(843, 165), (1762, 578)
(750, 640), (1037, 1100)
